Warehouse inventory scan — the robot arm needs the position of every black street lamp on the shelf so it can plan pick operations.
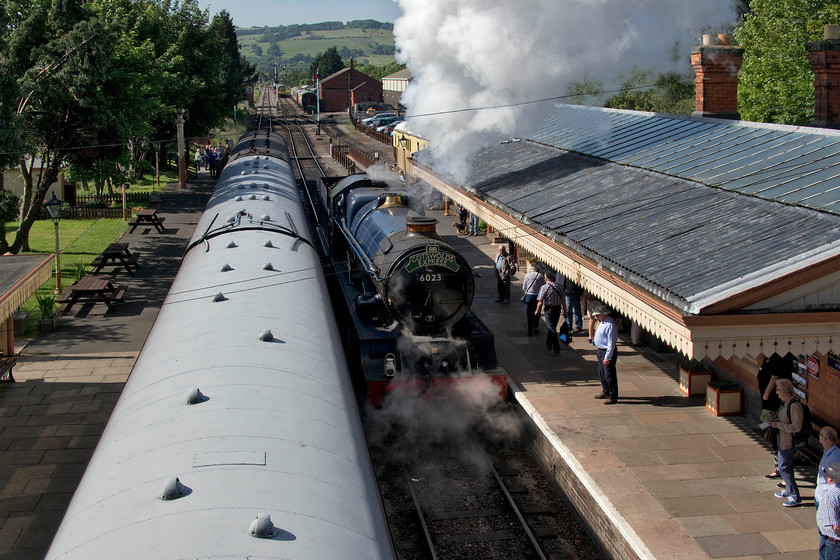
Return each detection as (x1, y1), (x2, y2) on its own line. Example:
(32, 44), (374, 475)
(44, 193), (64, 293)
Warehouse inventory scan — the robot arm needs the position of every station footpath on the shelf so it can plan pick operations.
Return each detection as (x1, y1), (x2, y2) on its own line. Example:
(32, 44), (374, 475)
(433, 211), (819, 560)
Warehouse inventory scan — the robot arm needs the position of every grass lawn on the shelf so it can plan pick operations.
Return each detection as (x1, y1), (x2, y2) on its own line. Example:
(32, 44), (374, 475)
(6, 216), (136, 334)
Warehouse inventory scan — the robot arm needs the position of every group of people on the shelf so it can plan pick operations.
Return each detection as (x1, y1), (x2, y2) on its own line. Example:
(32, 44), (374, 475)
(512, 253), (619, 404)
(756, 352), (840, 557)
(194, 144), (230, 178)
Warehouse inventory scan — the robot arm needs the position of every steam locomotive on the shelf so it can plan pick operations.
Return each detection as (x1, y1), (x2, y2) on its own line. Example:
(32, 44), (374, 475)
(310, 174), (507, 405)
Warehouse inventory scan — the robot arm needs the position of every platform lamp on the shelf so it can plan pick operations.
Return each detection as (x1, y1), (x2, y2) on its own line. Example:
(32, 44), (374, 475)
(44, 192), (64, 293)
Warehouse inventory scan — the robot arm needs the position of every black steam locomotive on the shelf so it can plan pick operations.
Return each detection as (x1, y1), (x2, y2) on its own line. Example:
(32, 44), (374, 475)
(312, 174), (506, 405)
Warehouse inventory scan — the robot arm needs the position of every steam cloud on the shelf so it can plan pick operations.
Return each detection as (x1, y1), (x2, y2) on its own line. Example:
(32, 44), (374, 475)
(394, 0), (735, 180)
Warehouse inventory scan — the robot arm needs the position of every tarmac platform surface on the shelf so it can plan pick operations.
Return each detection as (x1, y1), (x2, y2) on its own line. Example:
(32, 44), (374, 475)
(0, 170), (819, 560)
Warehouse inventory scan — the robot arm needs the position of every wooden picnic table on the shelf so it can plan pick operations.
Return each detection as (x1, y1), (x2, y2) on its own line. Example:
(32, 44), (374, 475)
(90, 243), (141, 275)
(57, 274), (128, 314)
(128, 208), (166, 233)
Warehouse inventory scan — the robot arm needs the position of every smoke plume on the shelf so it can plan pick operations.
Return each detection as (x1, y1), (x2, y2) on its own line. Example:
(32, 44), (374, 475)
(394, 0), (735, 180)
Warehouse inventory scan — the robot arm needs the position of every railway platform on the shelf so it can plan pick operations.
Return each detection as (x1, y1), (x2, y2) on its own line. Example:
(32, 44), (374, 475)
(433, 211), (818, 560)
(0, 164), (819, 560)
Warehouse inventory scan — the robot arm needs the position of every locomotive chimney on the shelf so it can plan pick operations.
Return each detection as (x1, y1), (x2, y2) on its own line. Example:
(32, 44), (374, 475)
(405, 215), (438, 234)
(691, 35), (744, 120)
(379, 193), (406, 208)
(807, 26), (840, 128)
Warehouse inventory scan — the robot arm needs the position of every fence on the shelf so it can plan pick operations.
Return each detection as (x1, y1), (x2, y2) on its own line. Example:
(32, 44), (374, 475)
(74, 192), (152, 206)
(38, 206), (129, 220)
(331, 145), (357, 174)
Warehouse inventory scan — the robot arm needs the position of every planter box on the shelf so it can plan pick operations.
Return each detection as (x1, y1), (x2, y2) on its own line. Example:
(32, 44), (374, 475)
(706, 384), (742, 416)
(679, 367), (712, 396)
(13, 311), (29, 335)
(39, 316), (58, 332)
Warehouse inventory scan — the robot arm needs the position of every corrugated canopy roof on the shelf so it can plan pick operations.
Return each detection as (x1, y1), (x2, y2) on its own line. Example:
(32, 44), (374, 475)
(530, 104), (840, 215)
(451, 105), (840, 315)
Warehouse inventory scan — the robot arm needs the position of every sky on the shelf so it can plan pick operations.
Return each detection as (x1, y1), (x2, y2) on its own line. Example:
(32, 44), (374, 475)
(196, 0), (402, 27)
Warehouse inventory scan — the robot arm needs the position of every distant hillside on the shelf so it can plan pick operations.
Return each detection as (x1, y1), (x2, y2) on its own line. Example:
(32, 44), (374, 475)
(236, 21), (396, 83)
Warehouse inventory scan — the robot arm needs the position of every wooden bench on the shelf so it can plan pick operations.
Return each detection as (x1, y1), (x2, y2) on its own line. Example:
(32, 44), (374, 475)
(0, 356), (19, 383)
(56, 286), (75, 304)
(111, 284), (129, 302)
(125, 252), (141, 266)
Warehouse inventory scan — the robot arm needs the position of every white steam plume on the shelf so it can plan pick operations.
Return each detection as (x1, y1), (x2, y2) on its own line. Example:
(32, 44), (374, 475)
(394, 0), (735, 180)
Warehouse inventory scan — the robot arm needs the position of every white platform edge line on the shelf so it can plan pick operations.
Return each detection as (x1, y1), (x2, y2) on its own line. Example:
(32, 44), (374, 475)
(512, 388), (656, 560)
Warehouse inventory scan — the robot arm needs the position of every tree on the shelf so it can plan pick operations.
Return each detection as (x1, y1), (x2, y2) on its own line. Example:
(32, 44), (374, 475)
(605, 71), (695, 115)
(0, 190), (19, 253)
(735, 0), (840, 125)
(3, 0), (124, 253)
(310, 46), (344, 79)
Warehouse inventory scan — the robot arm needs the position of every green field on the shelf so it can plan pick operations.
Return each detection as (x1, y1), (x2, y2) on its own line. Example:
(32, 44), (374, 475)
(237, 24), (397, 82)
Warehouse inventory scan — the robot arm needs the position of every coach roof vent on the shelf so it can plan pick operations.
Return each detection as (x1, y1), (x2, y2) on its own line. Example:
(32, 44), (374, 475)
(186, 388), (208, 404)
(160, 477), (191, 500)
(249, 514), (279, 538)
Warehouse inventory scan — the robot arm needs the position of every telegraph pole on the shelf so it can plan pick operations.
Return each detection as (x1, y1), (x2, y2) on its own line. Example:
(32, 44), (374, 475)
(176, 109), (186, 189)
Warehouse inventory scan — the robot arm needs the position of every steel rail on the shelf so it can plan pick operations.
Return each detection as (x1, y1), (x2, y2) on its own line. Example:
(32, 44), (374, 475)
(489, 461), (549, 560)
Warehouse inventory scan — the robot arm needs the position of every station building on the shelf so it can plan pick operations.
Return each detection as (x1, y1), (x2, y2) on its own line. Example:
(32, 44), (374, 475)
(318, 59), (383, 112)
(395, 33), (840, 434)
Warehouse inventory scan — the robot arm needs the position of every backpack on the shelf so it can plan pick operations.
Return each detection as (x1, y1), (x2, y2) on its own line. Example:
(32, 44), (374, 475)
(786, 399), (812, 449)
(508, 257), (518, 274)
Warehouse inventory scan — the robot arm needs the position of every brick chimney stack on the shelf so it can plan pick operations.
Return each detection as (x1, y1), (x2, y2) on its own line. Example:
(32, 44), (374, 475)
(691, 34), (744, 120)
(807, 25), (840, 128)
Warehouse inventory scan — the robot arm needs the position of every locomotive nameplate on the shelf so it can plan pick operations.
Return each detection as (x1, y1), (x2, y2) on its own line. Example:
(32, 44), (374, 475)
(404, 246), (460, 272)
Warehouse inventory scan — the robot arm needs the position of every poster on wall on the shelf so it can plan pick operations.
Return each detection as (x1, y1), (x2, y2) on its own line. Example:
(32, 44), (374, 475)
(829, 350), (840, 373)
(792, 371), (808, 390)
(808, 354), (820, 379)
(793, 386), (807, 402)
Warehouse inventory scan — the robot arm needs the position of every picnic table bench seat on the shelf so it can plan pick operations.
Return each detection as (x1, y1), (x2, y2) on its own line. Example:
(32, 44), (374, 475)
(111, 284), (129, 302)
(56, 286), (76, 304)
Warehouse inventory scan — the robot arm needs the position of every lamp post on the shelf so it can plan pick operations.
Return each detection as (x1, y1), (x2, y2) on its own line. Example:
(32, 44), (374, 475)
(44, 193), (64, 293)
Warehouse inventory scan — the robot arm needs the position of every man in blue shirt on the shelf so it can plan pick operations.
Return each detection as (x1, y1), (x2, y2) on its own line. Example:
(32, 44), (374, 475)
(817, 462), (840, 560)
(592, 305), (618, 404)
(818, 427), (840, 508)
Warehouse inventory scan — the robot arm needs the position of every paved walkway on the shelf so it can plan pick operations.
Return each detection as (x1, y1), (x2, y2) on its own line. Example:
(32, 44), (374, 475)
(0, 171), (819, 560)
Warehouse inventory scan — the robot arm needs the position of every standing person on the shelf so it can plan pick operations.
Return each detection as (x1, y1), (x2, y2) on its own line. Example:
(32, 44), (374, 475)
(454, 204), (468, 235)
(194, 148), (201, 172)
(556, 272), (583, 333)
(469, 211), (479, 236)
(534, 271), (566, 356)
(494, 245), (514, 303)
(592, 305), (618, 404)
(759, 353), (791, 480)
(817, 463), (840, 560)
(522, 262), (545, 336)
(208, 148), (218, 178)
(818, 427), (840, 508)
(771, 378), (804, 507)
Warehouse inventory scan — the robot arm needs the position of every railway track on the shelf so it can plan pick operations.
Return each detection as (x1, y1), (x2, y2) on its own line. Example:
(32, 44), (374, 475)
(367, 405), (604, 560)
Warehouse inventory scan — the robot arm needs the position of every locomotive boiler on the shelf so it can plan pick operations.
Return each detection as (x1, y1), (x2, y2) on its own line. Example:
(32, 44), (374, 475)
(313, 174), (507, 405)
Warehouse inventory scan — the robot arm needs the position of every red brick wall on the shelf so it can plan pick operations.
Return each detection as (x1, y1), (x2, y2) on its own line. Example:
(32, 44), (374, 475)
(691, 45), (744, 118)
(807, 42), (840, 126)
